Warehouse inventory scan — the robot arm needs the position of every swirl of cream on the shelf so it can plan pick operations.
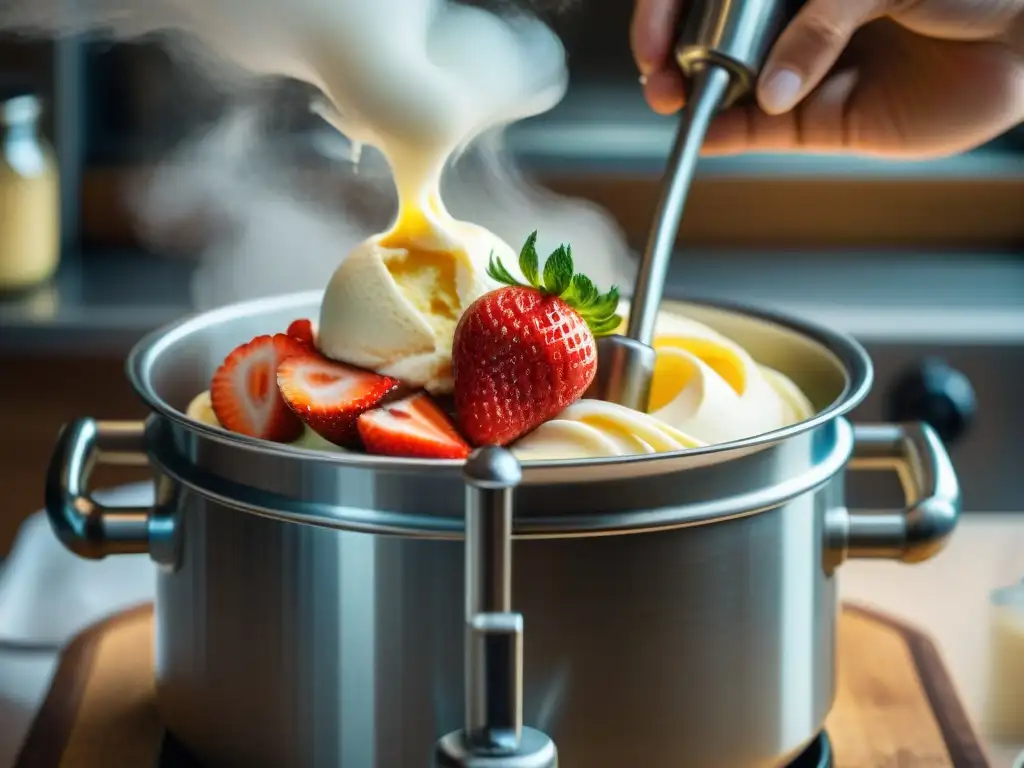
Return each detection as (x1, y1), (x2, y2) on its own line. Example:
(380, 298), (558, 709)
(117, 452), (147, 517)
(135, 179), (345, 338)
(633, 310), (813, 445)
(509, 309), (816, 460)
(759, 364), (816, 425)
(511, 400), (705, 461)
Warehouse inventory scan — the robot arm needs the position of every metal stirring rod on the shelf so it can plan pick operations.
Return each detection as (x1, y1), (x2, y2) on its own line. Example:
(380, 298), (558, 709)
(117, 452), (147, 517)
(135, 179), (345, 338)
(589, 0), (800, 413)
(589, 64), (733, 412)
(627, 65), (732, 348)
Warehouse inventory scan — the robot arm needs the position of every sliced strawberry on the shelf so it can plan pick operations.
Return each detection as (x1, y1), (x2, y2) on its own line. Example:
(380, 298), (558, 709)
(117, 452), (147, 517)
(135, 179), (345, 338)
(277, 352), (399, 445)
(358, 392), (471, 459)
(286, 318), (316, 346)
(210, 334), (308, 442)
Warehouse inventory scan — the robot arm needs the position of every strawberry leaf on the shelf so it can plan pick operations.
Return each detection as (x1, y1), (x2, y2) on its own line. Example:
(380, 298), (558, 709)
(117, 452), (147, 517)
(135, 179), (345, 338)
(487, 253), (522, 288)
(509, 232), (623, 337)
(571, 274), (599, 306)
(519, 231), (540, 288)
(586, 314), (623, 336)
(576, 285), (623, 338)
(589, 287), (620, 319)
(542, 244), (573, 296)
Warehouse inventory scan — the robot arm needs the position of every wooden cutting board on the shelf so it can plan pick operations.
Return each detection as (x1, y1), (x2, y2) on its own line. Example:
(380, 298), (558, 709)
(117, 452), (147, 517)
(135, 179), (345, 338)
(13, 604), (990, 767)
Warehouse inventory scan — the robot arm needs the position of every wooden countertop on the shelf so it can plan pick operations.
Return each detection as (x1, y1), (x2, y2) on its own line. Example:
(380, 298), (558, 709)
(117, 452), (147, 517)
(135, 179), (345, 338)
(841, 514), (1024, 767)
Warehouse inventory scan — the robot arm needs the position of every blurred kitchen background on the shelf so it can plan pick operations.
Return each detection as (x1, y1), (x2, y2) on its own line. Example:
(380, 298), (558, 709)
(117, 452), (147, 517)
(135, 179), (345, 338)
(0, 2), (1022, 555)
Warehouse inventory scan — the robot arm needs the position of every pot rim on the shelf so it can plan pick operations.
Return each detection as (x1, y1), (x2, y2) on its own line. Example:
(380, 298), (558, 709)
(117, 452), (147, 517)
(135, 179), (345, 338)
(126, 290), (873, 473)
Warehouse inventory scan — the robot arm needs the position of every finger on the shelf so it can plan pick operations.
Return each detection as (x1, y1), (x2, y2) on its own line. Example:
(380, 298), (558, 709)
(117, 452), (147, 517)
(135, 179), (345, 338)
(758, 0), (888, 115)
(704, 69), (861, 155)
(643, 67), (687, 114)
(698, 108), (753, 156)
(700, 103), (799, 155)
(631, 0), (687, 75)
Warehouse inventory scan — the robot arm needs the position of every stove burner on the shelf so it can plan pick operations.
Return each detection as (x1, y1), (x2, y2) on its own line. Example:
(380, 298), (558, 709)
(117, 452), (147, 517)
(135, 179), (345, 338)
(157, 731), (834, 767)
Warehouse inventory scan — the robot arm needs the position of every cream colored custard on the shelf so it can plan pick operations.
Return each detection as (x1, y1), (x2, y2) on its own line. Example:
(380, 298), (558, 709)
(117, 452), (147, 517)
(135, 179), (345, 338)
(188, 308), (815, 459)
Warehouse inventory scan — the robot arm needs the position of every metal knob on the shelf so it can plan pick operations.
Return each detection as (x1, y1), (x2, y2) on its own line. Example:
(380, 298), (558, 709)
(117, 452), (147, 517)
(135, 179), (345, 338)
(433, 448), (558, 768)
(884, 359), (977, 445)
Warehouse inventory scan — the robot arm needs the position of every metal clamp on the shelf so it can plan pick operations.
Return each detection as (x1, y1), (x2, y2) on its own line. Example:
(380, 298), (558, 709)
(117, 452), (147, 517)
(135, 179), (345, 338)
(45, 417), (158, 560)
(828, 422), (961, 564)
(434, 447), (558, 768)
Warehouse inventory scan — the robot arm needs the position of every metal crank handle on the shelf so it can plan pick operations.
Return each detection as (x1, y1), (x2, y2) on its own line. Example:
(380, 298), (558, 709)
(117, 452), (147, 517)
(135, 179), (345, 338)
(433, 447), (557, 768)
(45, 417), (154, 559)
(829, 422), (961, 564)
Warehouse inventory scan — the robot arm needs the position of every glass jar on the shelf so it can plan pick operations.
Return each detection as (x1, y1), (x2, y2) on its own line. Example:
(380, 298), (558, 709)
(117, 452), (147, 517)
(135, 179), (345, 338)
(985, 579), (1024, 742)
(0, 88), (60, 291)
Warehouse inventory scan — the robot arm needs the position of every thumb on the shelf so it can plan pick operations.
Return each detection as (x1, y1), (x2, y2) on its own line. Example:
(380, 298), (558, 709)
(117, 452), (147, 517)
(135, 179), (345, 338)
(758, 0), (889, 115)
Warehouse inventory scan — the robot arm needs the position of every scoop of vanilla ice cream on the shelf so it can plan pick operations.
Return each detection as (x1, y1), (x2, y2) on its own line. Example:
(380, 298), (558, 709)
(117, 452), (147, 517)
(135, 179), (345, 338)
(185, 391), (344, 452)
(317, 220), (513, 394)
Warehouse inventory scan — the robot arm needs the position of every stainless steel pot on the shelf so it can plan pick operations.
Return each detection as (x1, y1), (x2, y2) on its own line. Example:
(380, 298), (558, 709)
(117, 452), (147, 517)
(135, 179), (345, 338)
(44, 291), (960, 768)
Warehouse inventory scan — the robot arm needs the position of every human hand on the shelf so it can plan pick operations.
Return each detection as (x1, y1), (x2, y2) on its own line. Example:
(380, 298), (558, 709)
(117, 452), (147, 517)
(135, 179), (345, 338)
(630, 0), (1024, 158)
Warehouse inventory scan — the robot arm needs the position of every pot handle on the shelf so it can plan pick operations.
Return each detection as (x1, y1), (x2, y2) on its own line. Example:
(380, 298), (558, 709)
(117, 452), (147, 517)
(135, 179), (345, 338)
(45, 417), (153, 560)
(830, 422), (961, 563)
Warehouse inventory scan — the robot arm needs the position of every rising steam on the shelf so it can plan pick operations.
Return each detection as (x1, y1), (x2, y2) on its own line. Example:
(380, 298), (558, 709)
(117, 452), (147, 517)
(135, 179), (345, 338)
(0, 0), (633, 308)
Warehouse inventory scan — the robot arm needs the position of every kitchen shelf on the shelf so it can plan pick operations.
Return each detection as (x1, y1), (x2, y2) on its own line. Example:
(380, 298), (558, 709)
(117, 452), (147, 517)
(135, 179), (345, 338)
(2, 248), (1022, 356)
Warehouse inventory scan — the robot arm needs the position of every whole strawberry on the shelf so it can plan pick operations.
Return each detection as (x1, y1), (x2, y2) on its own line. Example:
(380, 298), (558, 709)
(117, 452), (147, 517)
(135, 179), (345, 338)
(453, 232), (622, 447)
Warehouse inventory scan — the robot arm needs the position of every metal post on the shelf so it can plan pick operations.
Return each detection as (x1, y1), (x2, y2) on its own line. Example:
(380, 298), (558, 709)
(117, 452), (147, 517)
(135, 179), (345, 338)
(433, 447), (558, 768)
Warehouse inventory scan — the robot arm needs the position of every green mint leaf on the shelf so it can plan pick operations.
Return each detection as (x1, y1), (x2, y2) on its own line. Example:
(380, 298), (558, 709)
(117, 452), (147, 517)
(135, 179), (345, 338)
(542, 244), (573, 296)
(487, 254), (522, 287)
(518, 231), (540, 288)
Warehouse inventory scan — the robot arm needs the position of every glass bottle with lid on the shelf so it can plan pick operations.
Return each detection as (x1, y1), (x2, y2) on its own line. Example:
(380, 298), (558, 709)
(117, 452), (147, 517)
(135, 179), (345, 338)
(0, 85), (60, 292)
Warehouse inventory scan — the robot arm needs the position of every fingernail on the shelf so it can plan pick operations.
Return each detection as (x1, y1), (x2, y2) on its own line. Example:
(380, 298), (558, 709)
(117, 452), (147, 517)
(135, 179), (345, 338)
(760, 68), (803, 113)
